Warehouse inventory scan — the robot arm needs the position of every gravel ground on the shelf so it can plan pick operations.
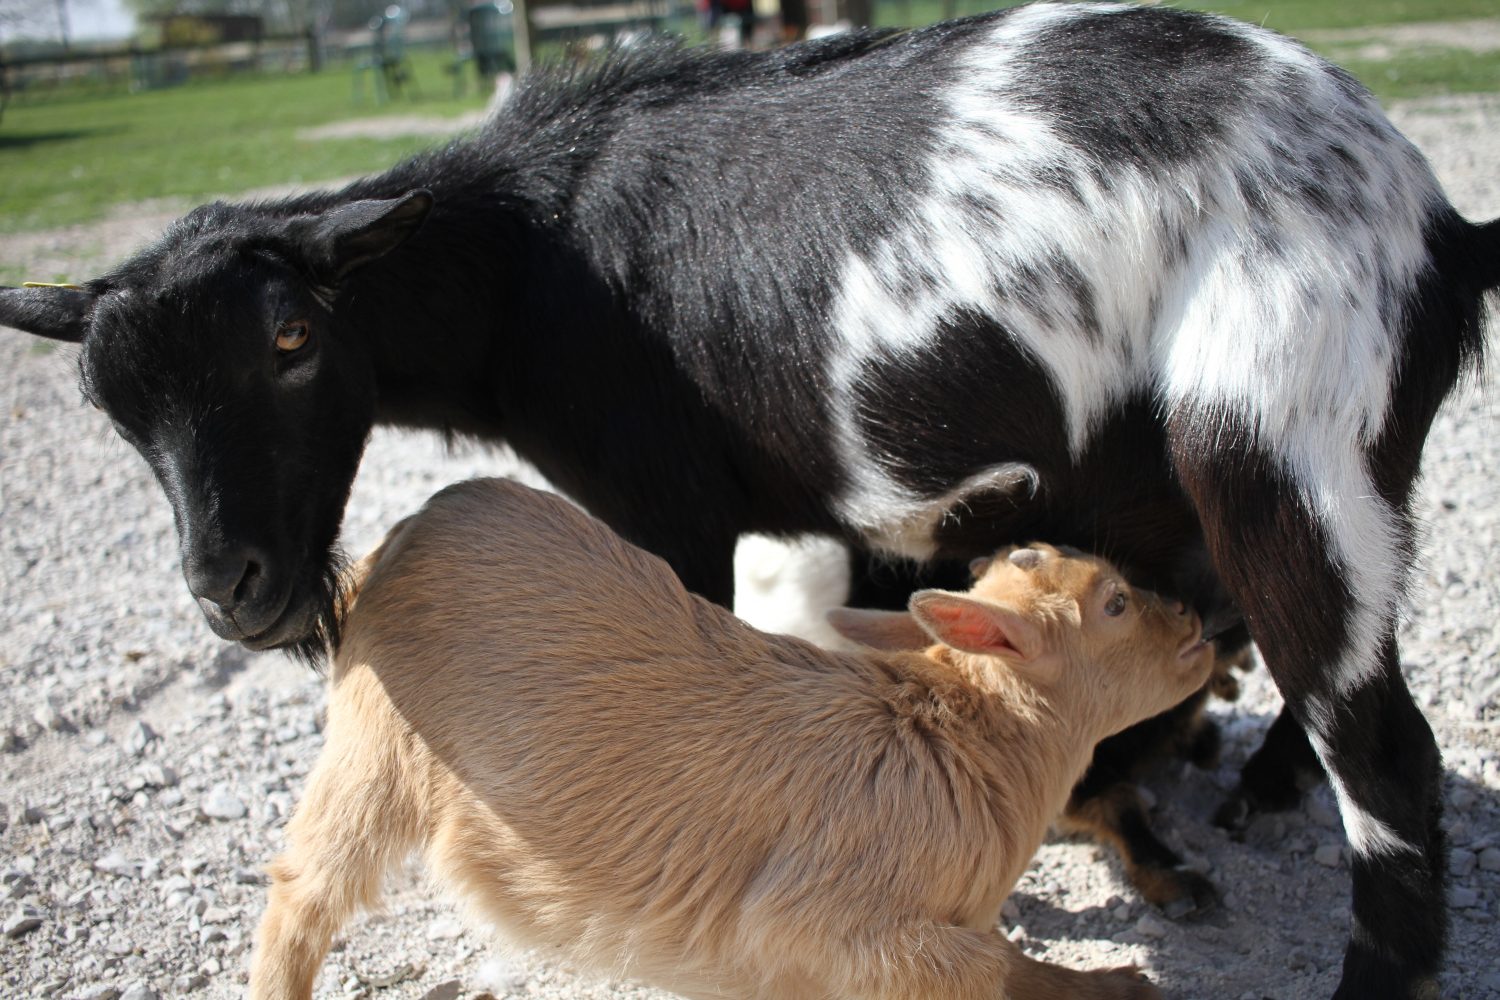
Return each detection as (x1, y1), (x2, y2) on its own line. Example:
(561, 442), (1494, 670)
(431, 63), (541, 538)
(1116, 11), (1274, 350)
(3, 91), (1499, 1000)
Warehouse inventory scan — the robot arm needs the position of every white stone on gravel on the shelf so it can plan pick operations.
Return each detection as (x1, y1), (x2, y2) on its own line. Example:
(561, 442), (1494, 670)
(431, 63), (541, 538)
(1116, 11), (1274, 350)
(1135, 914), (1169, 939)
(125, 720), (158, 757)
(201, 906), (232, 924)
(199, 784), (246, 821)
(1314, 844), (1344, 868)
(1479, 847), (1500, 873)
(419, 981), (464, 1000)
(474, 954), (529, 993)
(233, 866), (265, 885)
(1449, 886), (1480, 909)
(172, 973), (208, 993)
(32, 703), (69, 732)
(427, 916), (465, 941)
(3, 904), (44, 938)
(1450, 849), (1477, 877)
(94, 850), (139, 878)
(119, 986), (158, 1000)
(136, 762), (177, 788)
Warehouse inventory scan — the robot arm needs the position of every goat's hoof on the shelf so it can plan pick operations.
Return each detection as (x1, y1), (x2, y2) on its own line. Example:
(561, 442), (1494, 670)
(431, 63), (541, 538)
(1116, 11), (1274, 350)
(1164, 868), (1220, 920)
(1184, 718), (1222, 769)
(1133, 865), (1220, 919)
(1099, 965), (1163, 1000)
(1212, 791), (1253, 832)
(1214, 777), (1304, 833)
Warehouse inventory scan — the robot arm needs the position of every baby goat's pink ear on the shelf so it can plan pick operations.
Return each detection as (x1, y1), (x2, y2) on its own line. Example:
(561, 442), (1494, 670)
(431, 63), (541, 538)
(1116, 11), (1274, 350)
(909, 591), (1043, 661)
(826, 608), (931, 651)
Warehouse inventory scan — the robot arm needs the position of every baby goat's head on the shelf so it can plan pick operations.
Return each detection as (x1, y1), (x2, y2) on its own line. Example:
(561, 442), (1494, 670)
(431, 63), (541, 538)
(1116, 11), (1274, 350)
(833, 543), (1214, 736)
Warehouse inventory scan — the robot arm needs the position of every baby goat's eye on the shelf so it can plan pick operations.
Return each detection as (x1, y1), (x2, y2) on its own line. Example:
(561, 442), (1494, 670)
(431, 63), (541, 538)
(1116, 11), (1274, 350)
(275, 320), (311, 354)
(1104, 592), (1128, 617)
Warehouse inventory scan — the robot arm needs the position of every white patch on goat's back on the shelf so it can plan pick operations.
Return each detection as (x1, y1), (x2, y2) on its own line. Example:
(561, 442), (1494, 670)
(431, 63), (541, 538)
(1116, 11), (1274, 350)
(825, 6), (1451, 673)
(827, 3), (1159, 556)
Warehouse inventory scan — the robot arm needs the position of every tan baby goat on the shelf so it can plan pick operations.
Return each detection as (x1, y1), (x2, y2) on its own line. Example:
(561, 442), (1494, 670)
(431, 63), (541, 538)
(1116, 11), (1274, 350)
(250, 477), (1213, 1000)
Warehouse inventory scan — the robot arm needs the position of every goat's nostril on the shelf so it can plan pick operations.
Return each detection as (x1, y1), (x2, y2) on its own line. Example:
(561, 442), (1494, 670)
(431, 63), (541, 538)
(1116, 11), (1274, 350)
(233, 560), (263, 605)
(187, 550), (268, 612)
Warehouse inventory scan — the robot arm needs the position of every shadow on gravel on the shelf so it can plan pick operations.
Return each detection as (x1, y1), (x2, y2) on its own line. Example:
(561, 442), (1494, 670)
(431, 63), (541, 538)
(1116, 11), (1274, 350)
(196, 644), (253, 690)
(0, 126), (125, 150)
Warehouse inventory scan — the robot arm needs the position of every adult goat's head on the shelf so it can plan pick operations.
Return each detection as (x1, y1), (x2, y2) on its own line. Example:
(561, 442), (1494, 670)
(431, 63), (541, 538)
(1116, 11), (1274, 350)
(0, 190), (434, 660)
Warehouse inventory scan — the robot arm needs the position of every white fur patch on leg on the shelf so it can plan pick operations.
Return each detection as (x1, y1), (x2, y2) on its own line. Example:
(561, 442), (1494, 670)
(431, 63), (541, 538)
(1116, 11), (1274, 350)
(1304, 720), (1421, 859)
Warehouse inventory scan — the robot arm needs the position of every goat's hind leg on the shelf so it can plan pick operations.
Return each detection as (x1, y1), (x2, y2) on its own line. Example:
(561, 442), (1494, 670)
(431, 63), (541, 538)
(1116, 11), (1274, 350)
(1172, 425), (1447, 1000)
(842, 923), (1158, 1000)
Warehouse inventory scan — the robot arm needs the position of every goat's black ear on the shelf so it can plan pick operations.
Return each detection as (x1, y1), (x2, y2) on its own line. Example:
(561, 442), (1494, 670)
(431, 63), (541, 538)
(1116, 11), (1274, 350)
(0, 285), (94, 343)
(295, 189), (435, 283)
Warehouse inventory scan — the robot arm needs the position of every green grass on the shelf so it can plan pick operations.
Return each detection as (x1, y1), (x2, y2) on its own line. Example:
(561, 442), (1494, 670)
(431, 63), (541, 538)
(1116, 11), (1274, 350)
(0, 49), (491, 235)
(877, 0), (1500, 33)
(873, 2), (1500, 107)
(1330, 46), (1500, 100)
(1176, 0), (1500, 33)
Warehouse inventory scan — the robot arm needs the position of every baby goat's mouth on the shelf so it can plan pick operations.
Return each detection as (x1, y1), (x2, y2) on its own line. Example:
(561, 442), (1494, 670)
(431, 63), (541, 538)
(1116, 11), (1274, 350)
(1177, 614), (1209, 661)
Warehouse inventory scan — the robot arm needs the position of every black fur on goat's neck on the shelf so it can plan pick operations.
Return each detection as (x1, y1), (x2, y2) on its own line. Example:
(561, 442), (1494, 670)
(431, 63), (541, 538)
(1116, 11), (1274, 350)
(292, 553), (354, 669)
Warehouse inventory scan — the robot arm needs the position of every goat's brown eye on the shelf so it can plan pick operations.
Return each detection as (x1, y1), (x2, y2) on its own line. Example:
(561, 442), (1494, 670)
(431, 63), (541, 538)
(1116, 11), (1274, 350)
(275, 320), (310, 354)
(1105, 592), (1128, 617)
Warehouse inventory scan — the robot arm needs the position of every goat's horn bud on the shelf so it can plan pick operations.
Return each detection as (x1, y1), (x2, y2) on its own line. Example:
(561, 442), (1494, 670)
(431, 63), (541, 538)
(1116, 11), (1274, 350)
(1008, 548), (1042, 569)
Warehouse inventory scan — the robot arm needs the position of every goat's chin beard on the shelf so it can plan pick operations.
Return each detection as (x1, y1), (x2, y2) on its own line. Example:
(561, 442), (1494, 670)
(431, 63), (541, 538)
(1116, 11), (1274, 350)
(233, 549), (351, 669)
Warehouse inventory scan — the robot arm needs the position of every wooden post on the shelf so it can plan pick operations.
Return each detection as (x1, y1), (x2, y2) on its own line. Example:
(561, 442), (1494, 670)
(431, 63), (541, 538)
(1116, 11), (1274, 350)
(510, 0), (533, 74)
(306, 25), (322, 73)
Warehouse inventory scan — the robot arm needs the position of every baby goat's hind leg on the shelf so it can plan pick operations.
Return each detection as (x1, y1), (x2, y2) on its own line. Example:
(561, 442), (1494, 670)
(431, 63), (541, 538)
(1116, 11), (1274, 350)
(1172, 424), (1446, 1000)
(250, 702), (423, 1000)
(843, 923), (1158, 1000)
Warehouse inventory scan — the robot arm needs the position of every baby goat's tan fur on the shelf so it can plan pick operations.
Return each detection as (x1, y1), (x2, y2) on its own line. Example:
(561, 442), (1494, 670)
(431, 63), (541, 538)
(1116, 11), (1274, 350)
(251, 478), (1212, 1000)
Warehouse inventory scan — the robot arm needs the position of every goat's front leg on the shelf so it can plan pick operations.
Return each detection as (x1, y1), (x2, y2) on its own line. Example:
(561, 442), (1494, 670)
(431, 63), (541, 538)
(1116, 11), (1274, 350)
(250, 693), (422, 999)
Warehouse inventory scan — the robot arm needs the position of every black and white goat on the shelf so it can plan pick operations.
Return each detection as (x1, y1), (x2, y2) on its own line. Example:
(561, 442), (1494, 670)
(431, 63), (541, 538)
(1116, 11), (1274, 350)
(2, 5), (1495, 997)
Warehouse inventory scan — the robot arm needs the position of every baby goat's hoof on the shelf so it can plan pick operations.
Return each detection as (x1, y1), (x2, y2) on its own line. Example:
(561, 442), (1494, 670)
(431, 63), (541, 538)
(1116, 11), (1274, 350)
(1134, 864), (1220, 920)
(1183, 717), (1222, 770)
(1098, 965), (1163, 1000)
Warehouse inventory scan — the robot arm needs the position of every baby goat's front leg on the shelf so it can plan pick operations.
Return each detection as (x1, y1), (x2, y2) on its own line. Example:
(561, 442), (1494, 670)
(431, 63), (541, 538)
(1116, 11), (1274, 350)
(250, 685), (422, 1000)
